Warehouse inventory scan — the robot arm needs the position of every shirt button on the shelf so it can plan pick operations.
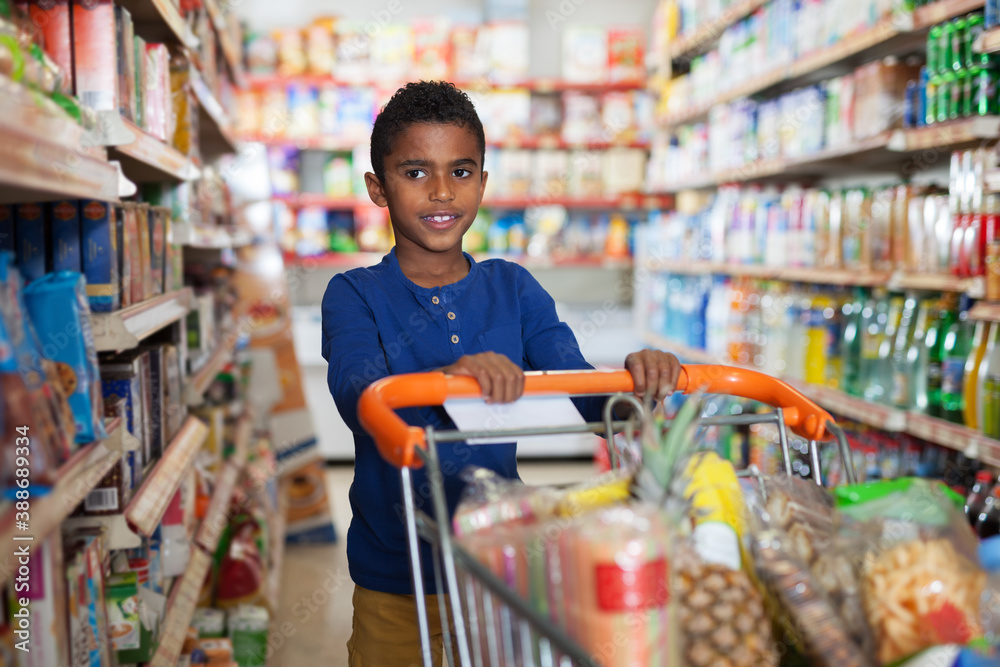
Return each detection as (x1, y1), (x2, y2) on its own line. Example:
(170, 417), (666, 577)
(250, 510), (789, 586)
(451, 334), (459, 344)
(447, 312), (456, 320)
(431, 296), (440, 305)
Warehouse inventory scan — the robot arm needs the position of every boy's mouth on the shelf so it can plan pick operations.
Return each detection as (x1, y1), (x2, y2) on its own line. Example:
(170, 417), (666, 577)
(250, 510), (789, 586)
(420, 212), (461, 230)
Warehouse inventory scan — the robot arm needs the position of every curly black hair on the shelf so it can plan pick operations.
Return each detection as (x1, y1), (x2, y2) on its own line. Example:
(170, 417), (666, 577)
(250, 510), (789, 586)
(369, 80), (486, 183)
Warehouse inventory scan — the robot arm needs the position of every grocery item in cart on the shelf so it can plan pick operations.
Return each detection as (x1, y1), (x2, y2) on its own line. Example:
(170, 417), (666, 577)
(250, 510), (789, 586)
(835, 478), (988, 664)
(562, 504), (679, 667)
(749, 474), (876, 667)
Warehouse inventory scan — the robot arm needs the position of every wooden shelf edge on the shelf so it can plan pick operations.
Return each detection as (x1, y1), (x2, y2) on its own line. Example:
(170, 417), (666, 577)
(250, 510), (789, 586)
(642, 330), (1000, 462)
(150, 548), (213, 667)
(91, 288), (193, 352)
(125, 416), (209, 537)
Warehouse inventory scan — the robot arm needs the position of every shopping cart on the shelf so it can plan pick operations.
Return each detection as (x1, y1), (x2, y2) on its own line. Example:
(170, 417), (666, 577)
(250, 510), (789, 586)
(358, 365), (856, 667)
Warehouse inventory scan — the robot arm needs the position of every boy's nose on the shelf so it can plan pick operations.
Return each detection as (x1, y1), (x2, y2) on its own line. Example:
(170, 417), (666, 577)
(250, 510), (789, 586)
(430, 175), (454, 201)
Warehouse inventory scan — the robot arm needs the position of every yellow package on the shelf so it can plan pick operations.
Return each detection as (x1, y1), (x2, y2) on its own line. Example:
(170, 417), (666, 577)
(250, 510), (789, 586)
(682, 451), (747, 570)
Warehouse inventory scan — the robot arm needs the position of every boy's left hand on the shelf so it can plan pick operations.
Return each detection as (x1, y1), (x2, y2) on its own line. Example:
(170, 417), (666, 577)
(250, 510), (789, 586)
(625, 349), (682, 402)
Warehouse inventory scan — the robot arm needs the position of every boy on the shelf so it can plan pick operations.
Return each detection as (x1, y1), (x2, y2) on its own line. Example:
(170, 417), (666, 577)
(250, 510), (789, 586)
(321, 81), (680, 666)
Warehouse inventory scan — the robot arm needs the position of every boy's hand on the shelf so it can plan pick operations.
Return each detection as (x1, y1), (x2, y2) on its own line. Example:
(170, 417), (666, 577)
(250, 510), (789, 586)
(440, 353), (525, 404)
(625, 349), (682, 402)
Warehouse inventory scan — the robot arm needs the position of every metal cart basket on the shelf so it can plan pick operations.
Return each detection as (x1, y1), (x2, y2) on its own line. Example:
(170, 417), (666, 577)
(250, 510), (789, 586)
(358, 365), (856, 667)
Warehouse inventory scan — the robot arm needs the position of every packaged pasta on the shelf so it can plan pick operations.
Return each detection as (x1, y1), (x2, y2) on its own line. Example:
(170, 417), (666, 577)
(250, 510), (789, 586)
(748, 474), (875, 667)
(835, 478), (988, 665)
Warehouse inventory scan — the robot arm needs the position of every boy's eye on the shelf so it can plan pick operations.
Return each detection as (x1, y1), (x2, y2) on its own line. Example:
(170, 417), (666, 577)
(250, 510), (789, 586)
(453, 168), (472, 178)
(406, 169), (427, 179)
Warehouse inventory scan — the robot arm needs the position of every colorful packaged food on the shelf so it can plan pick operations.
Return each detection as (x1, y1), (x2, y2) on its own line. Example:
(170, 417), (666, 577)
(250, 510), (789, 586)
(749, 473), (875, 667)
(71, 0), (118, 111)
(24, 271), (107, 444)
(192, 608), (226, 638)
(227, 605), (270, 667)
(12, 536), (70, 666)
(80, 199), (120, 312)
(836, 478), (988, 664)
(563, 25), (608, 84)
(29, 0), (73, 87)
(106, 571), (141, 652)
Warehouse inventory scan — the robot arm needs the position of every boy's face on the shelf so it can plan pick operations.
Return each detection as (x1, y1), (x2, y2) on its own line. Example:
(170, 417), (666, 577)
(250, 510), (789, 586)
(365, 122), (488, 257)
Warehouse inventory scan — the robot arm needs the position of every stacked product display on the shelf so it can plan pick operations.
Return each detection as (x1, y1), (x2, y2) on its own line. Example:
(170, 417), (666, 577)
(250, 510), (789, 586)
(239, 17), (658, 265)
(0, 0), (294, 665)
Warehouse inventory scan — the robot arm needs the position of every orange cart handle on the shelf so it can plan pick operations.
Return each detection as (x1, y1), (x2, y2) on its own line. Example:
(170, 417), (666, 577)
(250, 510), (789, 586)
(358, 365), (835, 469)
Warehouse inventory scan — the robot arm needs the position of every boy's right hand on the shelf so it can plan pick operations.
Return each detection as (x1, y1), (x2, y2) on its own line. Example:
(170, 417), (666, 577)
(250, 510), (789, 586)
(440, 353), (525, 404)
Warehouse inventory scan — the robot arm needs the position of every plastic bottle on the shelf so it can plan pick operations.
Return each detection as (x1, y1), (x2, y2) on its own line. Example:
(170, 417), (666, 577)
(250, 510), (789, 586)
(868, 293), (904, 404)
(962, 320), (991, 428)
(978, 485), (1000, 539)
(904, 298), (933, 411)
(840, 288), (865, 395)
(924, 293), (957, 417)
(859, 290), (888, 401)
(804, 289), (828, 385)
(976, 322), (1000, 434)
(889, 293), (919, 407)
(943, 297), (972, 423)
(984, 195), (1000, 297)
(967, 470), (995, 526)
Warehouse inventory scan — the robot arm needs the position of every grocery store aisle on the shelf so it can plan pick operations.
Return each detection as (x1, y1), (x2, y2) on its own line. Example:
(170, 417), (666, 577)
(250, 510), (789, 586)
(271, 461), (598, 665)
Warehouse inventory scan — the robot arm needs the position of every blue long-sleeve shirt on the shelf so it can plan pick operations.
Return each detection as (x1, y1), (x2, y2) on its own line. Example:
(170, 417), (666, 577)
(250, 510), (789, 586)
(321, 248), (604, 595)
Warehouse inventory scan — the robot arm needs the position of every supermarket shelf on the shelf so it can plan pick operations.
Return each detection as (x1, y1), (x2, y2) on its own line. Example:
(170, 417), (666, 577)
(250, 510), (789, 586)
(63, 512), (142, 550)
(658, 133), (895, 191)
(117, 0), (198, 50)
(150, 548), (213, 667)
(0, 419), (124, 587)
(268, 480), (290, 611)
(273, 193), (368, 209)
(914, 0), (985, 29)
(91, 288), (194, 352)
(969, 300), (1000, 322)
(0, 93), (121, 203)
(488, 137), (651, 150)
(170, 222), (254, 249)
(644, 259), (892, 286)
(484, 194), (671, 209)
(668, 0), (769, 60)
(194, 460), (241, 553)
(202, 0), (242, 80)
(191, 69), (238, 157)
(889, 272), (984, 295)
(784, 378), (908, 432)
(125, 416), (210, 537)
(230, 413), (253, 470)
(656, 118), (998, 192)
(642, 331), (1000, 463)
(974, 24), (1000, 54)
(906, 412), (1000, 464)
(660, 15), (920, 128)
(245, 74), (645, 93)
(111, 119), (201, 183)
(245, 134), (649, 152)
(888, 116), (1000, 151)
(185, 321), (247, 406)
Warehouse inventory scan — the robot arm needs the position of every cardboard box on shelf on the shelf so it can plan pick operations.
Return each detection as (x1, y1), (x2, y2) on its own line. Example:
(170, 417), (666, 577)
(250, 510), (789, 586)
(49, 200), (82, 273)
(81, 200), (120, 313)
(72, 0), (119, 112)
(15, 202), (46, 282)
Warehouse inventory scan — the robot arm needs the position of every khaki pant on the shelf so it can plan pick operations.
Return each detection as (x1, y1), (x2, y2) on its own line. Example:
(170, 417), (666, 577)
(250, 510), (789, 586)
(347, 585), (458, 667)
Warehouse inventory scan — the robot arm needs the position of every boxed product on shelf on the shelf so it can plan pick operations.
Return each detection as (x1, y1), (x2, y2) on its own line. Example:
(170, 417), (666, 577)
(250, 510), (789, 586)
(72, 0), (118, 112)
(50, 200), (82, 273)
(80, 199), (120, 313)
(64, 528), (113, 666)
(9, 535), (71, 666)
(412, 17), (452, 80)
(14, 202), (46, 282)
(608, 26), (644, 83)
(450, 23), (490, 81)
(486, 21), (529, 84)
(28, 0), (73, 85)
(101, 348), (153, 480)
(370, 23), (415, 83)
(562, 25), (609, 83)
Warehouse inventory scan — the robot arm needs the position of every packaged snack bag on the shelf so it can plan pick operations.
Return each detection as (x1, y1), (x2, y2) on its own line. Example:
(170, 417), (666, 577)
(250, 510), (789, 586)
(835, 478), (988, 664)
(24, 271), (108, 444)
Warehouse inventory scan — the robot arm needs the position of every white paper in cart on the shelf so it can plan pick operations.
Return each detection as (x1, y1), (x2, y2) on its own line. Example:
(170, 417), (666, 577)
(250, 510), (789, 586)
(444, 395), (587, 447)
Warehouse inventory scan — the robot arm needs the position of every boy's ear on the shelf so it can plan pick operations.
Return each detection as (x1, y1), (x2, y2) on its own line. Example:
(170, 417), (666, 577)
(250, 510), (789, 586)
(364, 172), (388, 208)
(479, 170), (489, 203)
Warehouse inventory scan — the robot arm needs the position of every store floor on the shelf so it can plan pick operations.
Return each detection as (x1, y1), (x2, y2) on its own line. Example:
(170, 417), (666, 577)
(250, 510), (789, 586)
(271, 460), (598, 666)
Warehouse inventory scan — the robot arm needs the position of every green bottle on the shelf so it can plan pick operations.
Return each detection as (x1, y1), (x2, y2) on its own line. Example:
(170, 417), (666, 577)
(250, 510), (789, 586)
(926, 293), (958, 417)
(942, 297), (973, 423)
(952, 17), (968, 71)
(942, 20), (956, 75)
(952, 68), (968, 119)
(967, 13), (986, 68)
(938, 71), (955, 123)
(840, 288), (866, 396)
(927, 74), (940, 125)
(928, 24), (942, 75)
